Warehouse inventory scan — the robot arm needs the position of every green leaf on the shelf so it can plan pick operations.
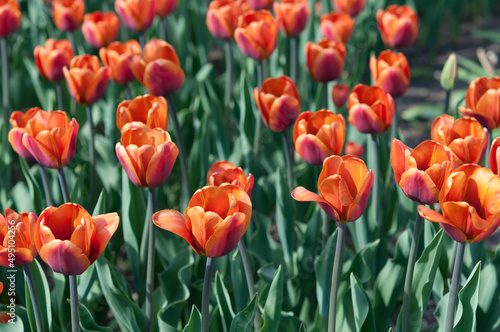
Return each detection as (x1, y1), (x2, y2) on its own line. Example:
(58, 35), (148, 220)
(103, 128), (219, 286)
(0, 304), (29, 331)
(477, 245), (500, 332)
(275, 168), (296, 276)
(348, 239), (380, 284)
(472, 29), (500, 44)
(159, 247), (194, 308)
(18, 157), (44, 214)
(231, 247), (249, 313)
(182, 306), (202, 332)
(78, 302), (112, 332)
(24, 260), (52, 332)
(401, 104), (443, 121)
(196, 64), (214, 82)
(92, 190), (106, 216)
(215, 272), (235, 332)
(440, 53), (457, 91)
(22, 56), (48, 110)
(454, 261), (481, 331)
(229, 295), (258, 332)
(350, 273), (376, 332)
(261, 265), (284, 332)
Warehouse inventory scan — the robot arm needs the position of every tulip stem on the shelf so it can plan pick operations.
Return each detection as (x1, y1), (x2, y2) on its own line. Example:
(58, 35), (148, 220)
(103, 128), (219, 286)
(139, 34), (146, 49)
(322, 83), (328, 110)
(124, 83), (133, 100)
(67, 32), (76, 55)
(391, 98), (399, 140)
(1, 38), (9, 144)
(401, 211), (424, 332)
(159, 16), (167, 41)
(328, 222), (346, 332)
(57, 168), (70, 203)
(281, 130), (294, 191)
(69, 275), (80, 332)
(485, 129), (491, 169)
(56, 82), (64, 111)
(202, 257), (216, 332)
(444, 241), (465, 332)
(443, 89), (451, 115)
(23, 264), (45, 332)
(238, 240), (260, 331)
(86, 105), (96, 201)
(370, 133), (380, 231)
(144, 187), (156, 332)
(254, 61), (264, 156)
(39, 166), (54, 206)
(290, 37), (297, 83)
(224, 40), (233, 119)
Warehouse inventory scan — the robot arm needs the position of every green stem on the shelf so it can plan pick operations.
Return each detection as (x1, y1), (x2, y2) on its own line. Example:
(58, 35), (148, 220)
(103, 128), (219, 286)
(444, 241), (465, 332)
(391, 97), (399, 141)
(485, 128), (491, 169)
(57, 168), (70, 203)
(202, 257), (216, 332)
(159, 16), (166, 41)
(370, 133), (380, 231)
(328, 222), (346, 332)
(69, 275), (80, 332)
(67, 31), (76, 55)
(23, 265), (45, 332)
(86, 105), (96, 200)
(124, 83), (133, 100)
(290, 37), (297, 83)
(56, 82), (64, 111)
(1, 38), (9, 144)
(144, 188), (156, 332)
(322, 82), (328, 110)
(443, 89), (451, 115)
(139, 33), (146, 49)
(254, 61), (264, 157)
(237, 240), (260, 331)
(224, 40), (234, 118)
(281, 130), (294, 191)
(39, 166), (53, 206)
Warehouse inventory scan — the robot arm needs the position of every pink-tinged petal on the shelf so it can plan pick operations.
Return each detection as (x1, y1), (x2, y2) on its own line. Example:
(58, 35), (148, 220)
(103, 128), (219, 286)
(89, 212), (119, 263)
(143, 59), (185, 96)
(116, 143), (144, 188)
(205, 212), (246, 257)
(347, 169), (374, 222)
(39, 240), (91, 275)
(295, 134), (332, 165)
(153, 209), (198, 251)
(8, 129), (34, 160)
(145, 142), (179, 188)
(471, 211), (500, 243)
(390, 138), (410, 184)
(398, 169), (439, 205)
(234, 29), (265, 61)
(291, 186), (325, 203)
(85, 66), (110, 105)
(22, 134), (59, 169)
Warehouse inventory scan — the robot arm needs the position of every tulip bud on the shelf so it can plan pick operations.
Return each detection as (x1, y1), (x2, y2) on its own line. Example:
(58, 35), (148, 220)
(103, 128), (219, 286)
(234, 10), (278, 62)
(99, 40), (141, 84)
(332, 0), (366, 17)
(440, 53), (457, 91)
(273, 0), (310, 37)
(348, 84), (394, 134)
(206, 0), (241, 40)
(34, 38), (74, 82)
(459, 76), (500, 131)
(156, 0), (178, 17)
(0, 209), (37, 267)
(331, 83), (350, 108)
(8, 107), (43, 161)
(52, 0), (85, 32)
(370, 50), (410, 98)
(207, 161), (254, 197)
(376, 5), (418, 49)
(115, 0), (156, 33)
(0, 0), (21, 37)
(116, 94), (168, 132)
(320, 12), (355, 43)
(82, 11), (120, 49)
(305, 39), (346, 83)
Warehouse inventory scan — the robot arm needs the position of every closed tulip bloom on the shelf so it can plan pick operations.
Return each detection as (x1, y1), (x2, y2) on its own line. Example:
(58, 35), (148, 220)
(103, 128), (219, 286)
(431, 114), (488, 166)
(370, 50), (410, 97)
(348, 84), (394, 134)
(247, 0), (273, 10)
(253, 76), (301, 132)
(418, 164), (500, 243)
(0, 0), (21, 37)
(156, 0), (178, 17)
(459, 77), (500, 131)
(273, 0), (310, 37)
(8, 107), (43, 160)
(63, 54), (110, 105)
(34, 38), (74, 82)
(207, 161), (254, 196)
(490, 138), (500, 175)
(116, 126), (178, 188)
(345, 141), (364, 158)
(332, 83), (350, 107)
(116, 94), (168, 132)
(153, 184), (252, 257)
(234, 10), (278, 62)
(52, 0), (84, 31)
(320, 12), (355, 43)
(99, 40), (141, 84)
(0, 209), (37, 267)
(35, 203), (119, 275)
(376, 5), (418, 49)
(81, 11), (120, 49)
(333, 0), (366, 17)
(292, 155), (374, 222)
(115, 0), (156, 33)
(293, 110), (345, 165)
(206, 0), (241, 40)
(305, 39), (346, 83)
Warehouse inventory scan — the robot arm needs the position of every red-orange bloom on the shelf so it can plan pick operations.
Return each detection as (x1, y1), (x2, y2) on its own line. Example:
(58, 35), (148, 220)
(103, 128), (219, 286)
(292, 155), (374, 222)
(156, 0), (178, 17)
(0, 209), (37, 267)
(99, 40), (141, 84)
(273, 0), (310, 37)
(348, 84), (394, 134)
(320, 12), (355, 43)
(116, 126), (178, 188)
(234, 10), (278, 62)
(305, 39), (346, 83)
(34, 38), (74, 82)
(253, 76), (301, 132)
(129, 39), (185, 96)
(153, 184), (252, 257)
(207, 161), (254, 196)
(114, 0), (156, 33)
(81, 11), (120, 49)
(490, 138), (500, 175)
(370, 50), (410, 97)
(116, 94), (168, 133)
(459, 77), (500, 131)
(35, 203), (119, 275)
(391, 139), (454, 205)
(8, 107), (43, 161)
(246, 0), (273, 10)
(418, 164), (500, 243)
(345, 141), (364, 158)
(206, 0), (241, 40)
(293, 110), (345, 166)
(22, 110), (79, 169)
(52, 0), (84, 32)
(0, 0), (21, 38)
(63, 54), (110, 105)
(431, 114), (488, 166)
(332, 0), (366, 17)
(376, 5), (418, 49)
(331, 83), (350, 108)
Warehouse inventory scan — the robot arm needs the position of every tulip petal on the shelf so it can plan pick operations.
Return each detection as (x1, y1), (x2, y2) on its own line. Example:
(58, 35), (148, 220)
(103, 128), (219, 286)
(40, 239), (91, 275)
(205, 212), (246, 257)
(399, 169), (439, 205)
(90, 212), (120, 263)
(153, 209), (199, 253)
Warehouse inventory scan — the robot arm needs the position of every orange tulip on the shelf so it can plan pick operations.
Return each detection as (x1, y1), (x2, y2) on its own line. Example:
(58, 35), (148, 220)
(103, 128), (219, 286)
(63, 54), (110, 105)
(348, 84), (394, 134)
(459, 77), (500, 131)
(391, 139), (455, 205)
(234, 10), (278, 62)
(8, 107), (43, 161)
(0, 0), (21, 38)
(22, 110), (79, 169)
(0, 209), (37, 267)
(156, 0), (178, 17)
(332, 0), (366, 17)
(115, 0), (156, 33)
(292, 155), (374, 222)
(345, 141), (364, 158)
(490, 137), (500, 175)
(116, 126), (178, 188)
(207, 161), (254, 196)
(320, 12), (355, 43)
(99, 40), (141, 84)
(129, 39), (185, 96)
(331, 83), (350, 108)
(305, 39), (346, 83)
(206, 0), (241, 40)
(273, 0), (310, 37)
(116, 94), (168, 133)
(431, 114), (488, 166)
(376, 5), (418, 49)
(253, 76), (301, 132)
(34, 38), (74, 82)
(52, 0), (85, 32)
(35, 203), (119, 275)
(293, 110), (345, 165)
(246, 0), (273, 10)
(418, 164), (500, 243)
(370, 50), (410, 97)
(81, 11), (120, 49)
(153, 184), (252, 257)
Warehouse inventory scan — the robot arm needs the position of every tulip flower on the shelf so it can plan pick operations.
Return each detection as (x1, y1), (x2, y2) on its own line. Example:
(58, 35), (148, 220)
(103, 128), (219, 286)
(332, 0), (366, 17)
(0, 209), (37, 267)
(234, 10), (278, 62)
(246, 0), (273, 10)
(153, 184), (252, 257)
(331, 83), (350, 108)
(293, 110), (345, 165)
(320, 12), (355, 43)
(156, 0), (178, 17)
(0, 0), (21, 37)
(99, 40), (141, 85)
(376, 4), (418, 49)
(35, 203), (119, 275)
(305, 39), (346, 83)
(370, 50), (410, 98)
(34, 38), (74, 82)
(115, 0), (156, 33)
(206, 0), (241, 40)
(8, 107), (43, 161)
(207, 161), (254, 196)
(459, 76), (500, 131)
(81, 11), (120, 49)
(490, 137), (500, 175)
(348, 84), (394, 134)
(273, 0), (310, 37)
(116, 94), (168, 133)
(345, 141), (364, 158)
(431, 114), (488, 166)
(51, 0), (85, 32)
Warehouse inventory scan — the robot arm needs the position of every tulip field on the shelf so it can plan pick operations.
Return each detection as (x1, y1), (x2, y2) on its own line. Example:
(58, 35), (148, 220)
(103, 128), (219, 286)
(2, 0), (500, 331)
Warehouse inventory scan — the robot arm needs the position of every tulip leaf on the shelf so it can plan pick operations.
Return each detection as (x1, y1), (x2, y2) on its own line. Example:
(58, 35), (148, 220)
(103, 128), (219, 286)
(158, 304), (184, 332)
(181, 306), (202, 332)
(51, 272), (71, 331)
(24, 260), (52, 332)
(454, 261), (481, 331)
(18, 157), (44, 215)
(477, 245), (500, 332)
(78, 302), (112, 332)
(400, 104), (443, 121)
(350, 273), (376, 332)
(0, 304), (29, 331)
(215, 272), (235, 332)
(275, 168), (296, 276)
(92, 190), (106, 216)
(230, 246), (250, 312)
(229, 295), (258, 332)
(159, 247), (194, 309)
(22, 56), (48, 111)
(261, 265), (284, 332)
(348, 239), (380, 284)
